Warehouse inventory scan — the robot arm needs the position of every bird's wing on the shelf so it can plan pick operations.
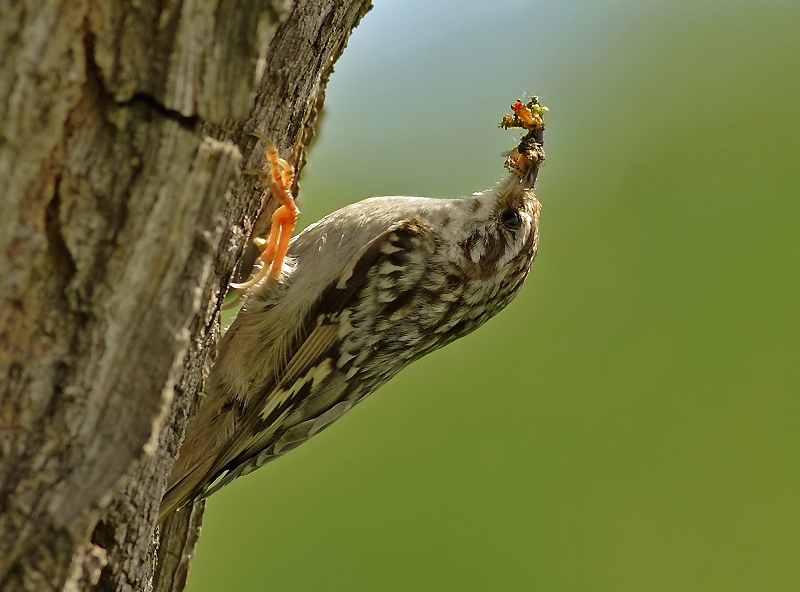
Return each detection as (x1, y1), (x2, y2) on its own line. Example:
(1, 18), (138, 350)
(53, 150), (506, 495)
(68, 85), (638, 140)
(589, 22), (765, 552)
(159, 218), (435, 521)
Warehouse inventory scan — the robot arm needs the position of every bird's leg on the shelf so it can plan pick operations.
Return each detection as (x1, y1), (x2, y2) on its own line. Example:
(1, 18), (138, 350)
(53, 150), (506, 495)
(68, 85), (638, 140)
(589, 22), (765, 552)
(231, 134), (299, 292)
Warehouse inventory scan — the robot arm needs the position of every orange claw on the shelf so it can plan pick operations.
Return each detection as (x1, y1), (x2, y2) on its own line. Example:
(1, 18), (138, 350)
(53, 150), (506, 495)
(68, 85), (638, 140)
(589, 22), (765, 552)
(230, 133), (300, 292)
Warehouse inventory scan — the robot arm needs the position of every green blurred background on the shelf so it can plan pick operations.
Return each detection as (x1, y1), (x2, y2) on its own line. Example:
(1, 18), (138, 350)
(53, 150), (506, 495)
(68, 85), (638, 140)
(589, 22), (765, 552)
(188, 1), (800, 590)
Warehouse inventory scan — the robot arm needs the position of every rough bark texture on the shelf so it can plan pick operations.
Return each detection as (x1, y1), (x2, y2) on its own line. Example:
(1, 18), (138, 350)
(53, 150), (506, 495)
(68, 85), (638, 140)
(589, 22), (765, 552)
(0, 1), (372, 590)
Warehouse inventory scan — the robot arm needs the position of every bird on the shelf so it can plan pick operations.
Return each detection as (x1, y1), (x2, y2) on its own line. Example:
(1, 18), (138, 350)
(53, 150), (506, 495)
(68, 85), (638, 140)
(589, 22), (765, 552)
(158, 98), (547, 523)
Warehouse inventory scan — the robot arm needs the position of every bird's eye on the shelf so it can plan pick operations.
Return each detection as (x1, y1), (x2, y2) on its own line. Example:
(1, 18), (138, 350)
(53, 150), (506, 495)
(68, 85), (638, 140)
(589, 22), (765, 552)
(499, 208), (522, 230)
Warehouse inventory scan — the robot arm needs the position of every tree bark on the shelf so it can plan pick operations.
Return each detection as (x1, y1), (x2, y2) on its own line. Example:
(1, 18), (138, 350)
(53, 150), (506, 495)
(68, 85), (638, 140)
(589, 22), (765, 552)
(0, 1), (371, 590)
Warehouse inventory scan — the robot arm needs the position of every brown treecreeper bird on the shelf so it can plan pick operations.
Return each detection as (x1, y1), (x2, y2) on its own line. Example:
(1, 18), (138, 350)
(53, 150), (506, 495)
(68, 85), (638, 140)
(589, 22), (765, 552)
(159, 98), (548, 522)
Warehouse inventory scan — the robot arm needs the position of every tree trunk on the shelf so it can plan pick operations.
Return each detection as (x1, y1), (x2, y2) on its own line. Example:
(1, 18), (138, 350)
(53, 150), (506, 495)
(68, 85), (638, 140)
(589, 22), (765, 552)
(0, 1), (371, 589)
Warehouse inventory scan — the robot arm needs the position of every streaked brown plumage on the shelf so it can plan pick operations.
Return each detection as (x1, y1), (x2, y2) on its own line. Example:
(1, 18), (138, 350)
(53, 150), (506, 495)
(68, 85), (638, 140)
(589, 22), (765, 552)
(159, 98), (546, 523)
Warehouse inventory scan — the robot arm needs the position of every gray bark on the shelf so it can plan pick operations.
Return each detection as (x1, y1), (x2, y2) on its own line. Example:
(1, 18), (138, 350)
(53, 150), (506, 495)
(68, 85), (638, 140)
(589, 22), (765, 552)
(0, 0), (372, 590)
